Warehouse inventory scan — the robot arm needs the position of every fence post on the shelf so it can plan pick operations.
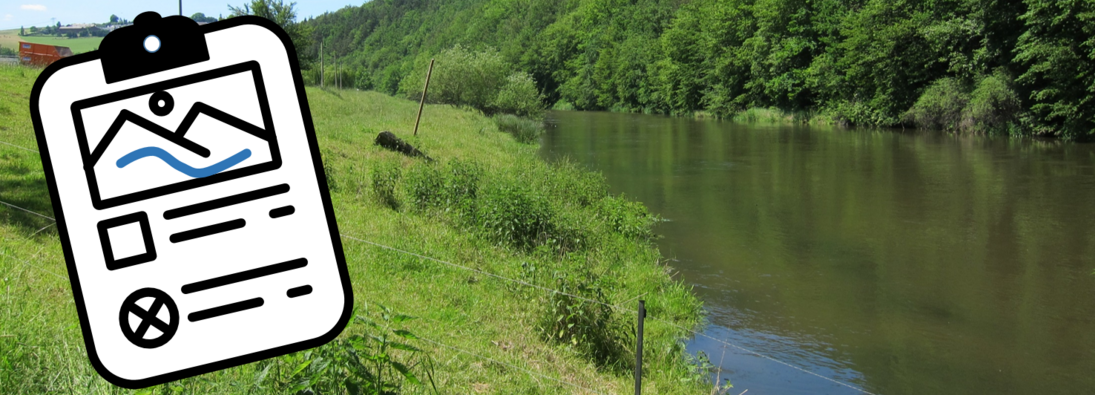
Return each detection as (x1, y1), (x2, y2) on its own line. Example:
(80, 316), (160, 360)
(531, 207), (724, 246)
(413, 58), (435, 137)
(635, 300), (646, 395)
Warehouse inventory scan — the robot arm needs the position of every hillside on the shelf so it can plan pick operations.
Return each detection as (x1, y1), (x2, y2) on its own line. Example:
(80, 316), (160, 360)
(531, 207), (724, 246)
(0, 65), (709, 393)
(0, 29), (102, 54)
(303, 0), (1095, 139)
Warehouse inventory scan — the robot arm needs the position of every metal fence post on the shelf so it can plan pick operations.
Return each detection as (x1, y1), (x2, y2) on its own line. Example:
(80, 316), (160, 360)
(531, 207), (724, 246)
(635, 300), (646, 395)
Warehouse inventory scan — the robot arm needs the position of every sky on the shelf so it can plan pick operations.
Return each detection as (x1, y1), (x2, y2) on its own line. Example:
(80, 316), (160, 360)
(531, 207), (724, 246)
(0, 1), (361, 30)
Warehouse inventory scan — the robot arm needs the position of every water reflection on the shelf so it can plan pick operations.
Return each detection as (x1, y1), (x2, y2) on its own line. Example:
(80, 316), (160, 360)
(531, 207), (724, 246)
(540, 111), (1095, 395)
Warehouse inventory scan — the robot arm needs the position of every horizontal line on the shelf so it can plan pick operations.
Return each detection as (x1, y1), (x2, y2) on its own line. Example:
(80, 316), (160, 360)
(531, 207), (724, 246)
(164, 184), (289, 220)
(287, 285), (312, 298)
(181, 258), (307, 294)
(169, 218), (245, 243)
(188, 297), (263, 322)
(269, 205), (295, 218)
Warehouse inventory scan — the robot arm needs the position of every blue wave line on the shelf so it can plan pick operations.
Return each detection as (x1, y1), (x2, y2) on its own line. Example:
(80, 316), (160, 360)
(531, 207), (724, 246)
(116, 147), (252, 178)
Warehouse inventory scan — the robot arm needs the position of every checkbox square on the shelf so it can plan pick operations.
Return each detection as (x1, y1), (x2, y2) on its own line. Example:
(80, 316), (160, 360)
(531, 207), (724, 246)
(97, 212), (156, 270)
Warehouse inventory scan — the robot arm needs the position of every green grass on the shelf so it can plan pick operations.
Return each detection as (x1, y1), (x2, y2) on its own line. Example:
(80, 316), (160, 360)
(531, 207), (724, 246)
(0, 29), (103, 54)
(0, 67), (711, 393)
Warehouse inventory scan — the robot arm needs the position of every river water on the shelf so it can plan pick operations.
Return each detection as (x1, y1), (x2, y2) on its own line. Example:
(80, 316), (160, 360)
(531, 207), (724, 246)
(538, 110), (1095, 395)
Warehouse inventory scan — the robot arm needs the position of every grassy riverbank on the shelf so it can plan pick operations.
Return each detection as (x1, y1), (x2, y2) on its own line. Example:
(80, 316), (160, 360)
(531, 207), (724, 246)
(0, 65), (709, 393)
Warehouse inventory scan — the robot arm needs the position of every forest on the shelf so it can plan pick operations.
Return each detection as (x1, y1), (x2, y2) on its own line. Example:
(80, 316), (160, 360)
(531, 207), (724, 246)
(297, 0), (1094, 139)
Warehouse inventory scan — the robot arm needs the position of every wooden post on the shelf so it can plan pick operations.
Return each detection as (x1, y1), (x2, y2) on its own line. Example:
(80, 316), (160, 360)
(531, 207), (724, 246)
(413, 58), (435, 137)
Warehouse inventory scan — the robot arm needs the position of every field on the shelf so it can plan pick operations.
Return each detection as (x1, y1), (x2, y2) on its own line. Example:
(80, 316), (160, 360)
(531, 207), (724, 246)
(0, 29), (103, 54)
(0, 65), (711, 394)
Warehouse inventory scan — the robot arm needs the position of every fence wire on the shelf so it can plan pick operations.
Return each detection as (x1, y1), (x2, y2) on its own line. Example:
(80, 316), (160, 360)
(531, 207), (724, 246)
(0, 138), (879, 395)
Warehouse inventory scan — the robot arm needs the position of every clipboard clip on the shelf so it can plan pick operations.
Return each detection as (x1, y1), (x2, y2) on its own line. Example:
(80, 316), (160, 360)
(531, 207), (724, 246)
(99, 12), (211, 84)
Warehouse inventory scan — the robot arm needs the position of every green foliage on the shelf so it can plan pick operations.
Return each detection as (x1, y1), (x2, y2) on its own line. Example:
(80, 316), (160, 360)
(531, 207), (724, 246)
(190, 12), (218, 23)
(301, 0), (1094, 137)
(906, 71), (1023, 134)
(965, 70), (1022, 134)
(400, 45), (546, 117)
(905, 78), (972, 131)
(494, 72), (545, 118)
(252, 303), (436, 394)
(229, 0), (315, 68)
(537, 259), (631, 371)
(596, 195), (657, 241)
(493, 114), (544, 144)
(370, 160), (402, 209)
(475, 179), (555, 250)
(1013, 0), (1095, 138)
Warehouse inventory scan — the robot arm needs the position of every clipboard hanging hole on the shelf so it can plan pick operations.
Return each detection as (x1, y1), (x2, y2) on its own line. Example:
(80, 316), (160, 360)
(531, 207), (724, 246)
(143, 35), (161, 53)
(149, 91), (174, 116)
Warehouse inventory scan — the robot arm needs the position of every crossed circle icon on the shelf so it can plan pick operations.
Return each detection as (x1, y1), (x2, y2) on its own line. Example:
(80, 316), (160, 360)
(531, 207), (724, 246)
(119, 288), (179, 349)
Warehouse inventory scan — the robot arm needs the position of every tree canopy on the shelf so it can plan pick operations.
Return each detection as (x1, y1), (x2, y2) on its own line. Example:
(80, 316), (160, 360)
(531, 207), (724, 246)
(302, 0), (1095, 138)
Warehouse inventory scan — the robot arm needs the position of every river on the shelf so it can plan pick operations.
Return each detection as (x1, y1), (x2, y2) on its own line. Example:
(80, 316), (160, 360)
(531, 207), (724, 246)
(538, 110), (1095, 395)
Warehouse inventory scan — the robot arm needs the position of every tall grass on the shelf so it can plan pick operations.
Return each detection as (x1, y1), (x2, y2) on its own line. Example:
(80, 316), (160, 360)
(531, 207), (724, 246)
(492, 114), (544, 144)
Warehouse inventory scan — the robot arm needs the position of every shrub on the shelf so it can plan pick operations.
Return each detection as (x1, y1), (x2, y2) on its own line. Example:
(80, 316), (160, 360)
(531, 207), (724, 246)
(963, 70), (1021, 134)
(538, 260), (630, 371)
(904, 78), (970, 130)
(400, 45), (545, 117)
(442, 159), (482, 218)
(596, 195), (657, 241)
(404, 159), (482, 218)
(475, 179), (554, 250)
(493, 72), (545, 118)
(370, 161), (402, 209)
(259, 303), (436, 394)
(829, 100), (899, 127)
(403, 162), (445, 209)
(493, 114), (544, 144)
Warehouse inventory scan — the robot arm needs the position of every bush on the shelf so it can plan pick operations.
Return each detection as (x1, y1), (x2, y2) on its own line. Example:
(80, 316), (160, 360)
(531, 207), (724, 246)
(596, 195), (657, 241)
(905, 72), (1023, 134)
(260, 303), (436, 394)
(963, 70), (1021, 134)
(538, 261), (630, 371)
(475, 179), (554, 250)
(493, 72), (545, 118)
(371, 161), (402, 209)
(493, 114), (544, 144)
(400, 45), (545, 117)
(904, 78), (970, 130)
(404, 159), (482, 218)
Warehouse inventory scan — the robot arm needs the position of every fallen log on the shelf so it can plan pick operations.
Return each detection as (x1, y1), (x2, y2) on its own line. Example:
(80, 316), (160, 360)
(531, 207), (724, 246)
(374, 131), (433, 161)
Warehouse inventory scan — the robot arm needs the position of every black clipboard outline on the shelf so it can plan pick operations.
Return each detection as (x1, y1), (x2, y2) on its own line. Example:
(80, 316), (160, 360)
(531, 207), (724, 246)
(72, 60), (283, 210)
(28, 16), (353, 389)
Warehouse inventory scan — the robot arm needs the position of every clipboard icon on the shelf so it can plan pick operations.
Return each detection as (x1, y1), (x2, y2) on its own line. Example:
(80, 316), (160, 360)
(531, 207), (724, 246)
(29, 12), (352, 388)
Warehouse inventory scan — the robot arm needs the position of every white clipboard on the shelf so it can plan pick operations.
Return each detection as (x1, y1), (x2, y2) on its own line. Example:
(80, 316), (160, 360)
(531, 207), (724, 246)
(29, 13), (352, 388)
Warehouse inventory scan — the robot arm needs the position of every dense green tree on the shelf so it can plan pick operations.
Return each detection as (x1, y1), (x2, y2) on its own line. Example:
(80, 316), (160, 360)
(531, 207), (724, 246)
(109, 14), (119, 23)
(1012, 0), (1095, 138)
(229, 0), (315, 67)
(190, 12), (218, 23)
(299, 0), (1095, 138)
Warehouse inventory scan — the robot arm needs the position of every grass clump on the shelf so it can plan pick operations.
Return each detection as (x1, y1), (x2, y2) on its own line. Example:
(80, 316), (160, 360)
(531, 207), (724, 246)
(492, 114), (544, 144)
(370, 160), (402, 209)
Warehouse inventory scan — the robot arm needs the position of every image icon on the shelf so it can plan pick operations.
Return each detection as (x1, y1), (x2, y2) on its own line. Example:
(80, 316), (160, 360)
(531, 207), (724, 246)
(29, 12), (352, 388)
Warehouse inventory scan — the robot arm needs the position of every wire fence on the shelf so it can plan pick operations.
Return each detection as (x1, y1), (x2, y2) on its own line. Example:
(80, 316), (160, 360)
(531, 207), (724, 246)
(0, 138), (880, 395)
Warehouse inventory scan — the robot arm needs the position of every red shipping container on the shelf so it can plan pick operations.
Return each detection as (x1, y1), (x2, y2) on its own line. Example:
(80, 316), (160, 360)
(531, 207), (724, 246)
(19, 41), (74, 66)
